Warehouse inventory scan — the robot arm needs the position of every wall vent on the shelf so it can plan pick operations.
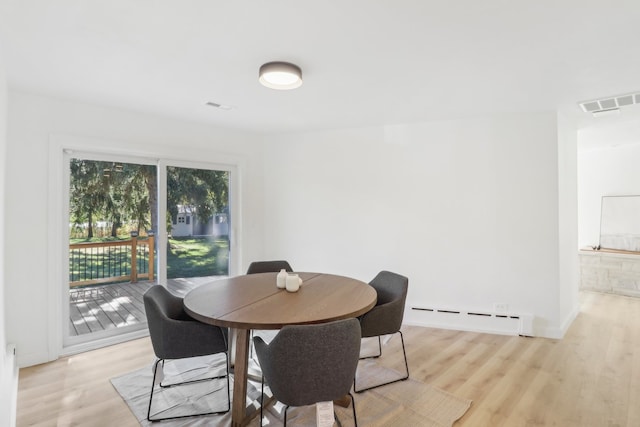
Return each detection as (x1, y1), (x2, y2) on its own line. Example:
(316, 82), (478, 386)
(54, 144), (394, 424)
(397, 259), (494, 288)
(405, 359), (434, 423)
(579, 92), (640, 116)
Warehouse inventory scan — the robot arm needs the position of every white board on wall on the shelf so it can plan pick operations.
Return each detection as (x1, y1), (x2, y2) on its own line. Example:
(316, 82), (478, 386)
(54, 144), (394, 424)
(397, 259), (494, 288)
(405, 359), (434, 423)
(600, 195), (640, 251)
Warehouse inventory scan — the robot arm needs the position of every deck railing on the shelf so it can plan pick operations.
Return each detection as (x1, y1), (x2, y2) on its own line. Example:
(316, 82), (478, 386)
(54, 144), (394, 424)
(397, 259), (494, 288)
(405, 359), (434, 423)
(69, 234), (155, 287)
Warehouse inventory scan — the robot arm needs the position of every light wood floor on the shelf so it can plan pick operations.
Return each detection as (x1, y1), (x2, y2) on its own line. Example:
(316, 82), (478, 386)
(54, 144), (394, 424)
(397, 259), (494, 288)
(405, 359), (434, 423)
(17, 291), (640, 426)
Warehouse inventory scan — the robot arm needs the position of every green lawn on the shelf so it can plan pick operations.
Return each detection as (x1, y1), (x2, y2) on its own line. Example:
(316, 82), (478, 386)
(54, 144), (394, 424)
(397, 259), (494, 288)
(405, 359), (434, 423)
(167, 236), (229, 278)
(69, 236), (229, 283)
(70, 236), (130, 244)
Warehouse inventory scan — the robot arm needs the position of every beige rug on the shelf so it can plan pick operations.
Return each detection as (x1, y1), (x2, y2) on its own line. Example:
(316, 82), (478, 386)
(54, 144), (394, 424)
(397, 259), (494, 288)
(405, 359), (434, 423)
(111, 355), (471, 426)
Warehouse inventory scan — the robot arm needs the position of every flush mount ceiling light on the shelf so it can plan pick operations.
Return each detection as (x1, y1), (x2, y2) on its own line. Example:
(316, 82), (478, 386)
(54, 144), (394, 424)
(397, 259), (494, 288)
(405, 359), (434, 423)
(259, 61), (302, 90)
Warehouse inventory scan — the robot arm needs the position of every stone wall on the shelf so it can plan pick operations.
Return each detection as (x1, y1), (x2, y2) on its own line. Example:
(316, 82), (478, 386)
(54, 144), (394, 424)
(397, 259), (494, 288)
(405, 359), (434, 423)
(580, 250), (640, 297)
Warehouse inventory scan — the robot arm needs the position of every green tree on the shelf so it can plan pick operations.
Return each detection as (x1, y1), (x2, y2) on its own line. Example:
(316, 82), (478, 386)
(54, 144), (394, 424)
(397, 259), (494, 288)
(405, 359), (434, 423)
(69, 159), (111, 238)
(70, 160), (153, 238)
(167, 167), (228, 230)
(117, 163), (155, 235)
(70, 160), (227, 239)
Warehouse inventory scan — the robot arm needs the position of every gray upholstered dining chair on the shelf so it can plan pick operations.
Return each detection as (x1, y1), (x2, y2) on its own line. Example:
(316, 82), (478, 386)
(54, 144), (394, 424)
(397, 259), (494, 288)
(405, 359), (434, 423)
(143, 285), (230, 422)
(253, 318), (361, 427)
(246, 260), (293, 274)
(353, 270), (409, 393)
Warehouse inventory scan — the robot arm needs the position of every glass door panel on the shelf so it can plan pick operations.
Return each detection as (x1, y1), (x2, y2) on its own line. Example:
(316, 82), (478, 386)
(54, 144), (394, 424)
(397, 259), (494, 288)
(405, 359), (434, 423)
(67, 156), (157, 344)
(164, 165), (230, 295)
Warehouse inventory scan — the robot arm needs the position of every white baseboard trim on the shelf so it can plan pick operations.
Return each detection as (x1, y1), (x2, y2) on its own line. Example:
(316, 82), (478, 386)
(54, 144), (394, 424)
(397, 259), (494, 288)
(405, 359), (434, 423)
(15, 350), (50, 369)
(1, 344), (19, 427)
(16, 329), (151, 368)
(403, 319), (522, 337)
(406, 304), (533, 337)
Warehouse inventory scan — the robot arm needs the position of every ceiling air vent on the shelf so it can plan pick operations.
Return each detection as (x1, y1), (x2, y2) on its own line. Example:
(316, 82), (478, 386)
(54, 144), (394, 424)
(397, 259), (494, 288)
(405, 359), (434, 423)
(205, 101), (232, 111)
(579, 92), (640, 116)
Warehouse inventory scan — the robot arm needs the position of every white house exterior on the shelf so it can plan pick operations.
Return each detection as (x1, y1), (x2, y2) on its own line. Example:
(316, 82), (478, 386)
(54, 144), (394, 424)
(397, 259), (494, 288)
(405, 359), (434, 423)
(170, 205), (229, 237)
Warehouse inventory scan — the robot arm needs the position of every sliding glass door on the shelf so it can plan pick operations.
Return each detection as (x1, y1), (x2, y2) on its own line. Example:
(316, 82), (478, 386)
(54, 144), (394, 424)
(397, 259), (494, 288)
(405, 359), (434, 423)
(63, 153), (235, 350)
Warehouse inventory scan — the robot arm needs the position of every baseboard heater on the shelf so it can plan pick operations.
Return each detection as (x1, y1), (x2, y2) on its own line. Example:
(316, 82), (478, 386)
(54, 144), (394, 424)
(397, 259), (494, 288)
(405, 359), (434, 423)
(410, 306), (534, 337)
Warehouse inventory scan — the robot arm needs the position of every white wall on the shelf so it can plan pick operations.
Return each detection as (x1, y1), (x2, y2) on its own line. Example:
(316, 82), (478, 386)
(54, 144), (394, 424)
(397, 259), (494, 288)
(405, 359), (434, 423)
(262, 112), (573, 338)
(5, 91), (265, 367)
(0, 42), (18, 427)
(3, 89), (580, 369)
(557, 110), (580, 334)
(578, 142), (640, 248)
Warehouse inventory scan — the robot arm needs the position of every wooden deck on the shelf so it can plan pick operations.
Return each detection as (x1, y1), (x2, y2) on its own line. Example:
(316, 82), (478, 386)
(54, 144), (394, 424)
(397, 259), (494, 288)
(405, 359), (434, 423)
(68, 276), (224, 336)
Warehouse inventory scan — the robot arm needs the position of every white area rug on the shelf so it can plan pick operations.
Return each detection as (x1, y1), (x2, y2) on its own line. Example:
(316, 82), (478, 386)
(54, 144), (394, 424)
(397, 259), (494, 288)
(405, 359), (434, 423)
(111, 353), (471, 426)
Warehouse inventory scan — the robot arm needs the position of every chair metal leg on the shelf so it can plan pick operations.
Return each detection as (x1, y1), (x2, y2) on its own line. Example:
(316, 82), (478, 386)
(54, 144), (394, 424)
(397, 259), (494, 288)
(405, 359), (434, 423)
(350, 391), (358, 427)
(147, 355), (231, 422)
(224, 353), (231, 412)
(260, 375), (264, 427)
(353, 331), (409, 394)
(359, 336), (382, 360)
(158, 352), (231, 390)
(147, 358), (162, 421)
(250, 330), (256, 361)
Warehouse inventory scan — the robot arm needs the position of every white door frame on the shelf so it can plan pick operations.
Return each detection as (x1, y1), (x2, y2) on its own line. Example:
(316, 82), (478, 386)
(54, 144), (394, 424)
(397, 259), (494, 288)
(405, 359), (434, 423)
(48, 134), (243, 358)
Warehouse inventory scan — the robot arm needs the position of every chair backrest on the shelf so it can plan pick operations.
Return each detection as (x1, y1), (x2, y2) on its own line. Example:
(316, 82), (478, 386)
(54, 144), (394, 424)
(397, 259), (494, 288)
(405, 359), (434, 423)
(144, 285), (187, 358)
(361, 271), (409, 337)
(246, 260), (293, 274)
(253, 318), (361, 407)
(144, 284), (190, 323)
(143, 285), (226, 360)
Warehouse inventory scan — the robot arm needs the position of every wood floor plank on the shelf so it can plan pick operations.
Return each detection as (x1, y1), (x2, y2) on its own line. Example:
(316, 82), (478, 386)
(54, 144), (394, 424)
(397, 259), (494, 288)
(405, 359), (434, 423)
(99, 284), (146, 323)
(68, 303), (90, 336)
(68, 281), (156, 336)
(626, 322), (640, 425)
(101, 293), (140, 326)
(77, 301), (104, 333)
(18, 290), (640, 426)
(17, 338), (153, 426)
(85, 298), (121, 330)
(67, 278), (211, 336)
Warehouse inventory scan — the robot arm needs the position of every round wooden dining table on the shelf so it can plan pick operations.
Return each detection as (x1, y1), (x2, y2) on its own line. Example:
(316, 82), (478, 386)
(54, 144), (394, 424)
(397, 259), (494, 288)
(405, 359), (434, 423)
(183, 271), (377, 427)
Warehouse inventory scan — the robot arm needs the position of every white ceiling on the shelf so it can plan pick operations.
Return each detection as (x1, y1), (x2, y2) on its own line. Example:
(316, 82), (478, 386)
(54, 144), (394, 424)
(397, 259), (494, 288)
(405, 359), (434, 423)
(1, 0), (640, 134)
